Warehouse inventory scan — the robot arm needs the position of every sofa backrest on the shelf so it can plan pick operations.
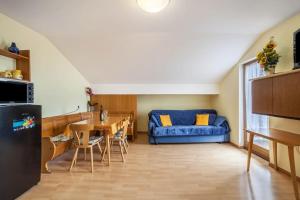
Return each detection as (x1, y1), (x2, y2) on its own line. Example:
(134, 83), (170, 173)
(149, 109), (217, 126)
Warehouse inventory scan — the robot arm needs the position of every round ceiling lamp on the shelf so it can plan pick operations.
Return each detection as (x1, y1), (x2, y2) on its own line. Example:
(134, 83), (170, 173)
(137, 0), (170, 13)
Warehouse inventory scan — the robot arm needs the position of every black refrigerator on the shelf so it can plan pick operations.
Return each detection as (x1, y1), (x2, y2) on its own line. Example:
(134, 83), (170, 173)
(0, 104), (41, 200)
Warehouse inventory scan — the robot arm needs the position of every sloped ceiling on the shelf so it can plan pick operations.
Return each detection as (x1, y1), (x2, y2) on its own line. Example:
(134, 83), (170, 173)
(0, 0), (300, 85)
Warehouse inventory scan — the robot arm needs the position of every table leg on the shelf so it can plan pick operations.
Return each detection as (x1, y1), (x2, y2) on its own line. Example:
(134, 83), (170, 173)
(247, 133), (254, 172)
(273, 141), (278, 170)
(288, 146), (299, 200)
(106, 133), (111, 166)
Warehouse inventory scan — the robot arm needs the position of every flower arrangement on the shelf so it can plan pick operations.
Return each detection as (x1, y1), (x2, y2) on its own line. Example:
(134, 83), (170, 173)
(256, 37), (280, 73)
(85, 87), (93, 96)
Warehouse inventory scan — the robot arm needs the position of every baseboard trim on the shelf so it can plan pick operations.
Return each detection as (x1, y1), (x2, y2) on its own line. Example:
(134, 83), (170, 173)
(269, 163), (300, 182)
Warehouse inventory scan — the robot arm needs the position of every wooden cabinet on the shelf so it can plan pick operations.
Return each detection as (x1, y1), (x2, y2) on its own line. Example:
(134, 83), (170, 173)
(273, 72), (300, 118)
(252, 69), (300, 119)
(252, 78), (273, 115)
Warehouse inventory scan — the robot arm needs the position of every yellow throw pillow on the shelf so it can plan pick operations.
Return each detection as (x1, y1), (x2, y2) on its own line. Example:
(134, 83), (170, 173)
(160, 115), (172, 127)
(196, 114), (209, 126)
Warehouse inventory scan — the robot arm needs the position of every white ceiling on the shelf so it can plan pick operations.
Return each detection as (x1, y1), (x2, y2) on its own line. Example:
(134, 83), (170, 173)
(0, 0), (300, 84)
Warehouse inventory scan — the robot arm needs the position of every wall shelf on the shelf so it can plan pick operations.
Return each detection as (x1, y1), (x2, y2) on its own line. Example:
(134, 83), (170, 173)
(0, 49), (29, 60)
(0, 48), (31, 81)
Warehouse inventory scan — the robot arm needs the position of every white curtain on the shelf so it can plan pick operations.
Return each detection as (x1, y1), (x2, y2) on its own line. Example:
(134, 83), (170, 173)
(245, 61), (269, 130)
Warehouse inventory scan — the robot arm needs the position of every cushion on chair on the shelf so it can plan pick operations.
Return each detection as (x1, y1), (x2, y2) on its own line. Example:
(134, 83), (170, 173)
(88, 136), (104, 145)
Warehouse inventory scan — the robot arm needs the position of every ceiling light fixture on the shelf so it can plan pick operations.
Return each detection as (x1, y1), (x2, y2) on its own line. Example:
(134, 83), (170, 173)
(137, 0), (170, 13)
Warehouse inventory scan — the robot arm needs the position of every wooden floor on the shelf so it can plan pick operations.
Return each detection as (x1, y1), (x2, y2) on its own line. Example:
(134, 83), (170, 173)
(19, 134), (298, 200)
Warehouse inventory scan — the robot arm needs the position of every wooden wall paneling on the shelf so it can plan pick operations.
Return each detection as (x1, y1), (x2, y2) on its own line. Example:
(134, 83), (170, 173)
(273, 72), (300, 119)
(81, 112), (93, 120)
(91, 95), (137, 137)
(41, 112), (94, 173)
(53, 115), (69, 135)
(252, 78), (273, 115)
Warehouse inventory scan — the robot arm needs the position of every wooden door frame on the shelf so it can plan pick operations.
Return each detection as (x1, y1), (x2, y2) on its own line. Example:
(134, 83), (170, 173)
(242, 59), (269, 161)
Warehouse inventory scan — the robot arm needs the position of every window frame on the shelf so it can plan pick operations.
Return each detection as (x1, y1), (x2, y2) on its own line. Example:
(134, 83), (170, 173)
(243, 59), (269, 161)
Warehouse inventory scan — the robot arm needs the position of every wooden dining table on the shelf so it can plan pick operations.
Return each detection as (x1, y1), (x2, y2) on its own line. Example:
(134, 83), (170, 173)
(71, 116), (125, 166)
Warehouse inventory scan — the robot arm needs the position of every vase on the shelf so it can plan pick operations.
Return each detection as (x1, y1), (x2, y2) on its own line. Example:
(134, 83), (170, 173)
(8, 42), (19, 54)
(265, 68), (275, 76)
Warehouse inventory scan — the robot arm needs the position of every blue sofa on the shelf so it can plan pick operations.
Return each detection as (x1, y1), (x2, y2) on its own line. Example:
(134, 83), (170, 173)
(148, 109), (230, 144)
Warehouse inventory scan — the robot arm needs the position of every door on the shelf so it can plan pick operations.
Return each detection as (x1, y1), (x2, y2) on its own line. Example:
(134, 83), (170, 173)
(244, 61), (269, 159)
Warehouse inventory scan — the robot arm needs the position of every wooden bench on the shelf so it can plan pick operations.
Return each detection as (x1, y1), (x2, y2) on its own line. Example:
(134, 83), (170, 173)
(41, 112), (94, 173)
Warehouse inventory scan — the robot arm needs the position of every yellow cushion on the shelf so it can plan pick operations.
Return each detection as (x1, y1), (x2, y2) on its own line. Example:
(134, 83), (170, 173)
(160, 115), (172, 127)
(196, 114), (209, 126)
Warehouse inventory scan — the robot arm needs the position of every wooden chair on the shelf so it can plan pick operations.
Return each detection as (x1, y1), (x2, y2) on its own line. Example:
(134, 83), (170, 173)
(108, 111), (135, 141)
(101, 119), (129, 162)
(69, 124), (103, 173)
(111, 119), (130, 161)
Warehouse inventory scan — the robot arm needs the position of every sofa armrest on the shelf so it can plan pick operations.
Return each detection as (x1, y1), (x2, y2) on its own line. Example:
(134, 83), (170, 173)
(148, 121), (157, 136)
(214, 116), (230, 133)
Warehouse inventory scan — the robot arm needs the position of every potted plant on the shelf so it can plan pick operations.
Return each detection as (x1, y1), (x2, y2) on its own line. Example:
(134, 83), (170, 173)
(256, 37), (280, 75)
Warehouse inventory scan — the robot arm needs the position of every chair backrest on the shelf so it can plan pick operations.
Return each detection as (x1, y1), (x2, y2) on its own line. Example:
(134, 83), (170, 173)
(70, 124), (94, 146)
(121, 119), (130, 140)
(110, 123), (119, 136)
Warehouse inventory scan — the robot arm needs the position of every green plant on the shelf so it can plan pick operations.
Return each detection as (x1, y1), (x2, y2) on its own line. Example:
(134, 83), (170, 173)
(256, 37), (280, 71)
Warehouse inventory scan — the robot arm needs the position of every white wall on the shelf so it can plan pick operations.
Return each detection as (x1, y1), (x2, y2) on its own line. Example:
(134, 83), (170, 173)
(137, 95), (214, 132)
(92, 84), (219, 95)
(212, 12), (300, 175)
(0, 13), (89, 117)
(212, 66), (242, 145)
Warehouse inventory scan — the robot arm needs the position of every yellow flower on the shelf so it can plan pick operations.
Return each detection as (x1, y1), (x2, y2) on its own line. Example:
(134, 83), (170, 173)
(257, 52), (263, 59)
(260, 56), (267, 65)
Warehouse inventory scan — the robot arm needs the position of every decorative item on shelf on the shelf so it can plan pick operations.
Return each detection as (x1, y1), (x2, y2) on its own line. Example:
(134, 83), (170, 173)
(99, 105), (104, 122)
(12, 70), (23, 80)
(99, 105), (108, 122)
(8, 42), (20, 54)
(256, 36), (280, 75)
(0, 70), (13, 78)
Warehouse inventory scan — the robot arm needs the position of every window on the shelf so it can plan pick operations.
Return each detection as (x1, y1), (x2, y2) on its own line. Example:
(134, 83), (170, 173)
(244, 61), (269, 150)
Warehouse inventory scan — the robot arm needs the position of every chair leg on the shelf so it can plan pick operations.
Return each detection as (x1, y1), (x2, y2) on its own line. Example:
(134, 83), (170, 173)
(110, 140), (114, 150)
(90, 147), (94, 173)
(84, 148), (87, 161)
(122, 140), (128, 154)
(119, 141), (125, 162)
(97, 142), (102, 154)
(69, 148), (79, 171)
(101, 145), (107, 162)
(125, 139), (129, 147)
(97, 143), (102, 160)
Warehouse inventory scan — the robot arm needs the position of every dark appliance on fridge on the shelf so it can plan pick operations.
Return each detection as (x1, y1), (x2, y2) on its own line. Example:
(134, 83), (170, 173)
(0, 78), (41, 200)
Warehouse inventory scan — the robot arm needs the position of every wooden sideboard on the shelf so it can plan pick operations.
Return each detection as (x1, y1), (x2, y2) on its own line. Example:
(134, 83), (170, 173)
(252, 69), (300, 119)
